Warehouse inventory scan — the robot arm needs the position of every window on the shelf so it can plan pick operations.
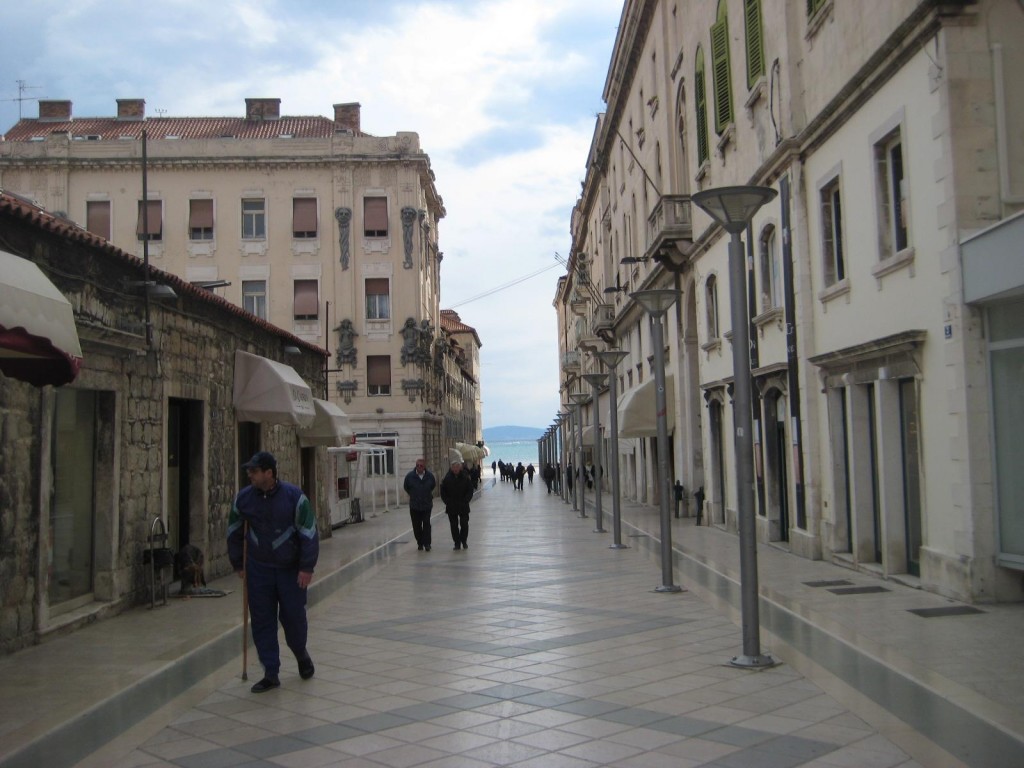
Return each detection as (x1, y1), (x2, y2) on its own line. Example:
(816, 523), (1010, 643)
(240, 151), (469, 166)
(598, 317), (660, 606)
(706, 274), (720, 338)
(365, 278), (390, 320)
(86, 200), (111, 240)
(695, 47), (710, 166)
(875, 130), (909, 258)
(242, 198), (266, 240)
(292, 197), (318, 239)
(364, 196), (388, 238)
(807, 0), (828, 16)
(711, 0), (734, 134)
(136, 200), (162, 241)
(820, 177), (846, 285)
(759, 225), (782, 311)
(744, 0), (765, 88)
(242, 280), (267, 319)
(189, 199), (214, 241)
(293, 279), (318, 320)
(367, 355), (391, 396)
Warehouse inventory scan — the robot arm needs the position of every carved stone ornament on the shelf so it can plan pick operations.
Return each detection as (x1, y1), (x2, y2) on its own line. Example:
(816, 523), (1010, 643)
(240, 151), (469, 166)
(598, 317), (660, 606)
(400, 317), (420, 365)
(335, 318), (358, 366)
(401, 206), (417, 269)
(336, 379), (357, 404)
(417, 319), (434, 364)
(335, 207), (352, 269)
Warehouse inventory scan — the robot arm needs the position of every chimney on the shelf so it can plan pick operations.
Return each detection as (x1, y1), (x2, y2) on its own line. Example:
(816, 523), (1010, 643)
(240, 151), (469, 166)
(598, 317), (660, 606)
(38, 100), (72, 122)
(116, 98), (146, 120)
(333, 102), (361, 134)
(245, 98), (281, 121)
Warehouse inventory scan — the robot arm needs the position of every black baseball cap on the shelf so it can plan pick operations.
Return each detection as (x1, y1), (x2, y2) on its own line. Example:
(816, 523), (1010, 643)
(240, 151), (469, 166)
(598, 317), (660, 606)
(242, 451), (277, 471)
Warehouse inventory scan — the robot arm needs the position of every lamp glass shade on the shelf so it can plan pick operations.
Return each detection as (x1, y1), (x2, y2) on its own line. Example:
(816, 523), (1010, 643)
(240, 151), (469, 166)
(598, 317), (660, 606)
(594, 349), (629, 369)
(582, 372), (608, 388)
(691, 185), (778, 234)
(630, 288), (680, 315)
(568, 392), (590, 405)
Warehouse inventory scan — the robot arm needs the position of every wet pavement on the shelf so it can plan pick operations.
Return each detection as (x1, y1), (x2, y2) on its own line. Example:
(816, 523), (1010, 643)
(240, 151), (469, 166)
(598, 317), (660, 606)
(1, 476), (1022, 768)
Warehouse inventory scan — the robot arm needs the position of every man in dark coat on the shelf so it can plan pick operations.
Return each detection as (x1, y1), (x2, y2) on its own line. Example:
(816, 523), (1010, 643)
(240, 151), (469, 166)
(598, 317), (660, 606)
(403, 457), (436, 551)
(542, 463), (556, 494)
(440, 459), (475, 549)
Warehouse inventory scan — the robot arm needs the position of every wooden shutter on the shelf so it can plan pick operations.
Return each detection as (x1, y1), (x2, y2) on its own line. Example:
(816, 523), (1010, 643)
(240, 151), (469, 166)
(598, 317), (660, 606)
(136, 200), (162, 236)
(367, 355), (391, 386)
(364, 197), (388, 236)
(711, 13), (733, 134)
(745, 0), (765, 88)
(189, 199), (213, 228)
(695, 50), (709, 165)
(365, 278), (389, 295)
(293, 280), (318, 318)
(86, 201), (110, 240)
(292, 198), (317, 236)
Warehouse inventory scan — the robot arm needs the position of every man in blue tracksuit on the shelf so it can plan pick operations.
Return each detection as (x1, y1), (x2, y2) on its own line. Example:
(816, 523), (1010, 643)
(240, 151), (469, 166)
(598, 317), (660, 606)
(403, 457), (436, 551)
(228, 451), (319, 694)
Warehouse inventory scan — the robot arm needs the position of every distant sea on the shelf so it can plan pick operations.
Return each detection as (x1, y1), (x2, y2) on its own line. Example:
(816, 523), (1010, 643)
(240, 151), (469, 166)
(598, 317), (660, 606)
(485, 439), (541, 469)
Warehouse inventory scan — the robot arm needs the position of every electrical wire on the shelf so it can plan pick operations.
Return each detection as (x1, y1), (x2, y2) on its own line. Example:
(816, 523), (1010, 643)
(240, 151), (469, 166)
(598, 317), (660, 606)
(449, 261), (561, 308)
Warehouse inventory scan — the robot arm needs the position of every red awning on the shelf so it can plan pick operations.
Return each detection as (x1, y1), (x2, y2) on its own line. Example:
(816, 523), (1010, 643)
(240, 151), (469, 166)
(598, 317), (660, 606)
(0, 249), (82, 387)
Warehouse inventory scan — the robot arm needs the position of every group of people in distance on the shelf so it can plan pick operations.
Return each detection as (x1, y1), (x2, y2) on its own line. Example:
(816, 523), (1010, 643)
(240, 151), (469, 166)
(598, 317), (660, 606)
(492, 459), (535, 489)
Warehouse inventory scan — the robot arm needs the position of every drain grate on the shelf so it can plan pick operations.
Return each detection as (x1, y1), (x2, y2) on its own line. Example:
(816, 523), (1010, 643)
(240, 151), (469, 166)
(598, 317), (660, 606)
(803, 579), (854, 588)
(908, 606), (984, 618)
(827, 586), (891, 595)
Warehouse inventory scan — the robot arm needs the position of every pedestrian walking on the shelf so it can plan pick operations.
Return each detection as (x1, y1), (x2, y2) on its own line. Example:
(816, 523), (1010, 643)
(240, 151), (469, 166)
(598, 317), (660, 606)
(403, 457), (436, 551)
(228, 451), (318, 694)
(542, 462), (556, 494)
(440, 457), (475, 550)
(491, 460), (497, 476)
(514, 462), (526, 490)
(526, 463), (535, 484)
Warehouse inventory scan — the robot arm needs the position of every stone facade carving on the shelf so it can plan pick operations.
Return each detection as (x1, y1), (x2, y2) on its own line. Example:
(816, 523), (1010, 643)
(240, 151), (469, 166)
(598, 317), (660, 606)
(335, 318), (357, 366)
(334, 207), (352, 269)
(401, 206), (417, 269)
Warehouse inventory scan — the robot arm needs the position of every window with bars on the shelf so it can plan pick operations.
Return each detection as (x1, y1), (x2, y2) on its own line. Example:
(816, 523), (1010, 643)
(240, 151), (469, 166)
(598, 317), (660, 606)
(711, 0), (734, 135)
(367, 355), (391, 396)
(706, 274), (720, 339)
(189, 199), (214, 240)
(874, 129), (909, 258)
(365, 278), (390, 320)
(695, 47), (709, 166)
(242, 198), (266, 240)
(136, 200), (162, 241)
(293, 279), (318, 320)
(364, 196), (388, 238)
(292, 197), (318, 239)
(744, 0), (765, 88)
(820, 177), (846, 286)
(86, 200), (111, 240)
(242, 280), (267, 319)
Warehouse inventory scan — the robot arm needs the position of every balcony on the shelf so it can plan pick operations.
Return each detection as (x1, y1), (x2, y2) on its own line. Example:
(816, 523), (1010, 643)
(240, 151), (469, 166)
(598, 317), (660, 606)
(644, 194), (694, 272)
(593, 303), (615, 338)
(561, 350), (581, 373)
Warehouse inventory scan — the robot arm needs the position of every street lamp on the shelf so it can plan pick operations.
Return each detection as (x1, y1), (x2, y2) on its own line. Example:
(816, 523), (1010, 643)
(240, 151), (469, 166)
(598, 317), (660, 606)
(593, 348), (629, 549)
(629, 288), (682, 593)
(568, 391), (590, 517)
(582, 371), (609, 533)
(692, 184), (777, 669)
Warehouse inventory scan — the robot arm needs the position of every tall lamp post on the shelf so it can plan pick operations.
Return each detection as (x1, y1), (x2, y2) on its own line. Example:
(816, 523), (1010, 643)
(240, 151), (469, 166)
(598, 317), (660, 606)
(558, 410), (570, 503)
(593, 349), (629, 548)
(568, 391), (590, 517)
(582, 371), (609, 533)
(691, 184), (777, 668)
(630, 288), (682, 593)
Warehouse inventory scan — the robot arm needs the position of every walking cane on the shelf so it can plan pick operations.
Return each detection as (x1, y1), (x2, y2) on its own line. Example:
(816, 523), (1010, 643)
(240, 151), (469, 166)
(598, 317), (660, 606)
(241, 521), (249, 681)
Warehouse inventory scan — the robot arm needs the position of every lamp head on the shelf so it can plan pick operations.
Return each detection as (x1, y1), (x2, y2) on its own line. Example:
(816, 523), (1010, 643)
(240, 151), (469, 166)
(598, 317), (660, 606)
(691, 185), (777, 234)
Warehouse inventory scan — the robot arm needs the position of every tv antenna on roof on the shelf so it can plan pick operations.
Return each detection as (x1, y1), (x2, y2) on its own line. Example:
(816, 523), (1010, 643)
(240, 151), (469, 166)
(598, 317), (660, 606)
(155, 108), (167, 118)
(2, 80), (43, 120)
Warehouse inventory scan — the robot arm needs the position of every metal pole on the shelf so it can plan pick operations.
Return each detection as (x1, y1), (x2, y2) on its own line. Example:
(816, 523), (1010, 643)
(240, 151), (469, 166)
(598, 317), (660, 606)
(651, 315), (681, 593)
(727, 229), (773, 667)
(589, 381), (605, 533)
(605, 367), (625, 548)
(575, 402), (587, 517)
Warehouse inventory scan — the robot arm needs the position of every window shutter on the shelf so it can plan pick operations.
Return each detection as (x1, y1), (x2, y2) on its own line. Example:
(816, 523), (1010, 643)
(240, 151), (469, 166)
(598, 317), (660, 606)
(86, 201), (111, 240)
(364, 197), (388, 235)
(745, 0), (765, 88)
(365, 278), (389, 295)
(695, 50), (709, 165)
(367, 355), (391, 386)
(711, 17), (733, 134)
(136, 200), (162, 236)
(292, 198), (317, 236)
(293, 279), (318, 318)
(189, 199), (214, 229)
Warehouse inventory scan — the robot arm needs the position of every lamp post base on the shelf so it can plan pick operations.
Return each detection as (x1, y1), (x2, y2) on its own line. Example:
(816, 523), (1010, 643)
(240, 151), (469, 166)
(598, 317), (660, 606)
(729, 653), (777, 669)
(654, 584), (683, 593)
(609, 543), (628, 549)
(593, 527), (606, 533)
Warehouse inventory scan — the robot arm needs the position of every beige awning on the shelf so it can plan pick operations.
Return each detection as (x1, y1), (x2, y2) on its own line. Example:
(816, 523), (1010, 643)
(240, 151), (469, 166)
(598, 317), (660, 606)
(233, 350), (316, 426)
(0, 249), (82, 387)
(617, 373), (675, 438)
(581, 425), (595, 446)
(299, 398), (352, 447)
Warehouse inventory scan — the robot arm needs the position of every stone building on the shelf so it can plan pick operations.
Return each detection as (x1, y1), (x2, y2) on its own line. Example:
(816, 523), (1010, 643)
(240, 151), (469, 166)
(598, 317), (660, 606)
(440, 309), (483, 446)
(0, 97), (459, 494)
(0, 191), (337, 653)
(556, 0), (1024, 602)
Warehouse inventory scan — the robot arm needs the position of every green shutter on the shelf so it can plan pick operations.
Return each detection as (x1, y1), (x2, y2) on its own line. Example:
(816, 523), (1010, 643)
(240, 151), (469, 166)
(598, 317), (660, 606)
(745, 0), (765, 88)
(711, 16), (733, 134)
(695, 49), (709, 165)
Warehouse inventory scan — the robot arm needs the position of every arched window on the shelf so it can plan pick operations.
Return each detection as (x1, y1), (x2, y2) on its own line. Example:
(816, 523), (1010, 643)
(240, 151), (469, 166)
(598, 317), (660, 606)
(759, 225), (782, 311)
(711, 0), (734, 134)
(744, 0), (765, 88)
(706, 274), (720, 339)
(695, 47), (710, 166)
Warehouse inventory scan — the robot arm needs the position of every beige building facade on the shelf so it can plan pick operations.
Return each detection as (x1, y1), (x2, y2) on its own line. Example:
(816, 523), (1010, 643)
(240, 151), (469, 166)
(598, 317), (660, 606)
(556, 0), (1024, 602)
(1, 98), (479, 488)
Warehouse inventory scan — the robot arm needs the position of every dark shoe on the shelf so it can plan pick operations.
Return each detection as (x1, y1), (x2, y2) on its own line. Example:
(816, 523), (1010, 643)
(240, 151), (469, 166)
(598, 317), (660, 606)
(251, 676), (280, 693)
(418, 544), (424, 551)
(298, 656), (315, 680)
(453, 544), (461, 550)
(425, 545), (431, 551)
(461, 542), (468, 550)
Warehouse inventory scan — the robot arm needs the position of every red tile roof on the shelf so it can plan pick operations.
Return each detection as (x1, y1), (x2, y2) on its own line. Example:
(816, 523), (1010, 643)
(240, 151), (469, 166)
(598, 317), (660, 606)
(441, 309), (482, 347)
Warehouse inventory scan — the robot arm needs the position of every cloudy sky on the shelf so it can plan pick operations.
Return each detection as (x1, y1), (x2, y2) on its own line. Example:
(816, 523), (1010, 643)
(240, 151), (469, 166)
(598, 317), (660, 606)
(0, 0), (623, 431)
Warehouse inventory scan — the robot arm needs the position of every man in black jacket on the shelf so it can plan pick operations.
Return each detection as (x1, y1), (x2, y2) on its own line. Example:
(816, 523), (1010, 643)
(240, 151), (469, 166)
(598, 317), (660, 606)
(403, 457), (436, 551)
(440, 459), (475, 550)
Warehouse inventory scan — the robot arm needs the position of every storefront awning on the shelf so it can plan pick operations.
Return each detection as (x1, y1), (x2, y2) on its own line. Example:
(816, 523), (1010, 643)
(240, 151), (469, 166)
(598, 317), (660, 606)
(233, 350), (316, 427)
(617, 373), (675, 438)
(299, 398), (352, 447)
(581, 425), (595, 446)
(0, 249), (82, 387)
